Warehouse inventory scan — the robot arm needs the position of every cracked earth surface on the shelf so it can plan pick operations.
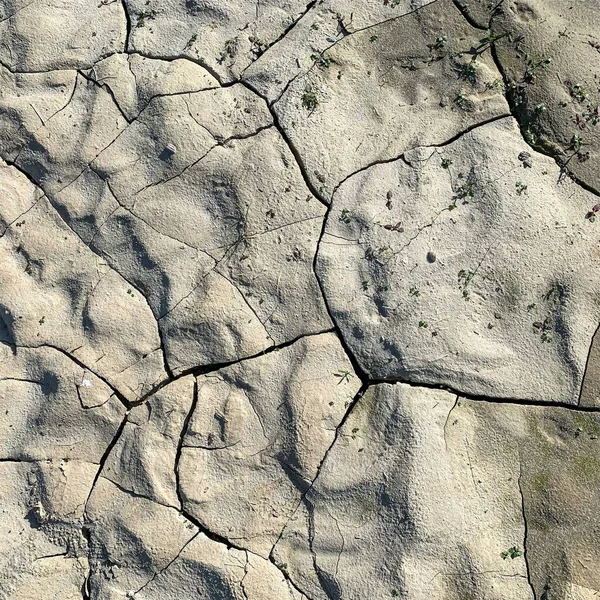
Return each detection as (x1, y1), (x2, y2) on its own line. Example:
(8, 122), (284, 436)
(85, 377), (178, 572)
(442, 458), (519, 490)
(0, 0), (599, 598)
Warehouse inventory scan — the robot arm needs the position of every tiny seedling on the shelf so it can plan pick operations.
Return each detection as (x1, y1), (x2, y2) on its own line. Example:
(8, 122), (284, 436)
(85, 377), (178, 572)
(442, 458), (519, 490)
(453, 93), (468, 109)
(458, 269), (475, 301)
(409, 286), (421, 297)
(441, 157), (453, 169)
(369, 35), (379, 43)
(515, 180), (528, 195)
(457, 60), (477, 83)
(301, 88), (319, 111)
(451, 174), (476, 208)
(39, 316), (45, 325)
(340, 209), (352, 224)
(137, 9), (157, 27)
(523, 56), (552, 84)
(334, 370), (354, 384)
(311, 53), (331, 69)
(484, 78), (502, 91)
(362, 280), (371, 291)
(501, 546), (522, 560)
(217, 39), (237, 64)
(534, 103), (546, 113)
(434, 35), (447, 49)
(184, 34), (198, 50)
(569, 83), (588, 103)
(249, 36), (267, 57)
(418, 320), (428, 328)
(570, 133), (583, 152)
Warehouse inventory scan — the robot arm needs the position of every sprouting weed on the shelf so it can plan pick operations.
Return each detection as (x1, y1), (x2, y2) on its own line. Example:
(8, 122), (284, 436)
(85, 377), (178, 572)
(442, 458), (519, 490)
(516, 181), (528, 195)
(301, 88), (319, 111)
(184, 34), (198, 50)
(501, 547), (522, 560)
(334, 370), (354, 384)
(340, 209), (352, 224)
(457, 60), (477, 82)
(137, 9), (157, 27)
(523, 56), (552, 84)
(485, 78), (503, 91)
(453, 93), (468, 109)
(569, 83), (588, 103)
(311, 54), (331, 69)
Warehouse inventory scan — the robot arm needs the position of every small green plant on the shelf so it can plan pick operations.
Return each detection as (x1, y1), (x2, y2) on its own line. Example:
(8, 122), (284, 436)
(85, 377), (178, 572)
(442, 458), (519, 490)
(457, 60), (477, 82)
(516, 181), (528, 195)
(523, 56), (552, 84)
(217, 38), (237, 64)
(301, 88), (319, 111)
(534, 103), (546, 113)
(369, 35), (378, 43)
(441, 157), (453, 169)
(428, 35), (447, 51)
(137, 9), (157, 27)
(127, 288), (134, 296)
(453, 93), (468, 109)
(485, 78), (502, 91)
(458, 269), (475, 300)
(362, 280), (371, 291)
(581, 104), (600, 126)
(340, 209), (352, 224)
(501, 546), (522, 560)
(311, 54), (331, 69)
(418, 320), (428, 328)
(334, 370), (354, 384)
(249, 36), (267, 57)
(184, 34), (198, 50)
(450, 173), (476, 209)
(39, 316), (45, 325)
(570, 133), (583, 152)
(569, 83), (588, 103)
(409, 286), (421, 297)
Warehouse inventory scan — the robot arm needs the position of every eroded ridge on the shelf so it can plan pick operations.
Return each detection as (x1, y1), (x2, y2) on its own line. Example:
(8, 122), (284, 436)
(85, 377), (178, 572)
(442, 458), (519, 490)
(1, 0), (599, 599)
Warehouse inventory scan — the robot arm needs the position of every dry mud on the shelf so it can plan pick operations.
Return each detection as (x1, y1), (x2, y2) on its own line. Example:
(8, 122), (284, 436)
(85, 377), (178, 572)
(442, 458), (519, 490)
(0, 0), (599, 599)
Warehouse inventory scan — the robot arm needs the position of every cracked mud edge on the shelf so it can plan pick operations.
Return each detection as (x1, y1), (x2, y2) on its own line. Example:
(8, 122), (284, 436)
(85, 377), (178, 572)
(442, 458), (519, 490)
(239, 0), (318, 80)
(3, 153), (598, 412)
(328, 112), (513, 200)
(170, 378), (318, 600)
(258, 0), (442, 108)
(0, 338), (129, 408)
(81, 414), (129, 600)
(2, 157), (174, 383)
(449, 0), (600, 200)
(578, 323), (600, 407)
(267, 382), (368, 552)
(518, 465), (537, 600)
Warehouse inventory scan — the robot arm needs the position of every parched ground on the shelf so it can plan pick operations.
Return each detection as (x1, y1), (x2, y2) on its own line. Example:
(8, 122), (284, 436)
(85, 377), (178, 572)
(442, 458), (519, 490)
(0, 0), (599, 599)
